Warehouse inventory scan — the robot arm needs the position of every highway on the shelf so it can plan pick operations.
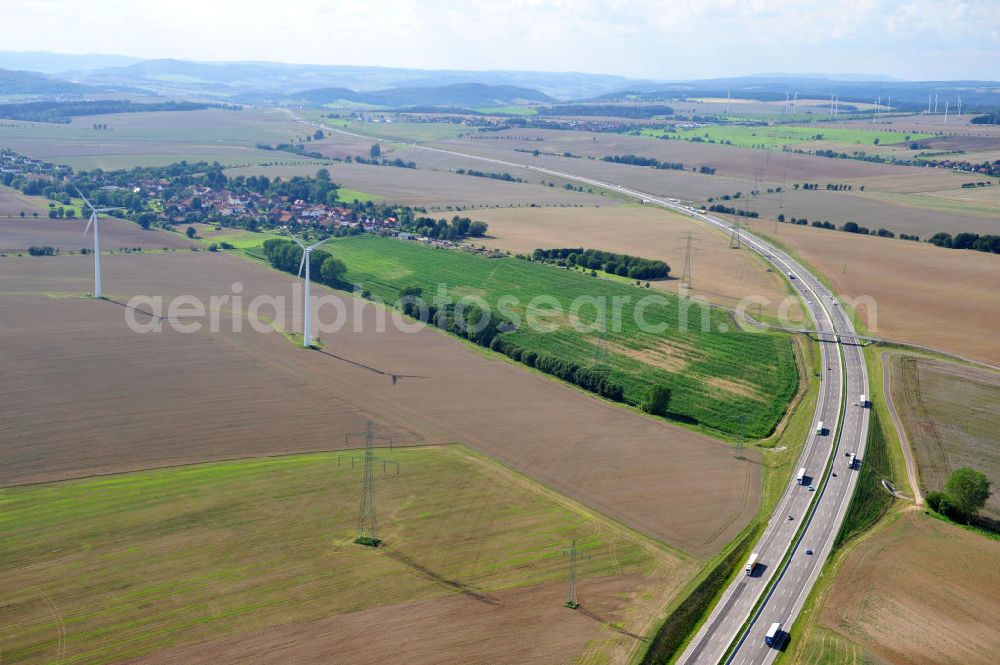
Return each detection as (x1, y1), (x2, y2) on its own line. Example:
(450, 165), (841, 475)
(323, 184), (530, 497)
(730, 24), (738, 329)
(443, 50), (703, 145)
(290, 113), (871, 662)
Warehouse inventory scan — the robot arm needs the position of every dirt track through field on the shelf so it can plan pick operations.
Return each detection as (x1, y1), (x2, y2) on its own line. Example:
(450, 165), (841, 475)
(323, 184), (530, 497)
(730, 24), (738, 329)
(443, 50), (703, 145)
(0, 251), (760, 557)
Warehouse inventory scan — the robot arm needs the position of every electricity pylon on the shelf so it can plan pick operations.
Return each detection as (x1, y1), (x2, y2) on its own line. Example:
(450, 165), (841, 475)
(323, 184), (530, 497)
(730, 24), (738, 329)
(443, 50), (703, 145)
(346, 420), (397, 547)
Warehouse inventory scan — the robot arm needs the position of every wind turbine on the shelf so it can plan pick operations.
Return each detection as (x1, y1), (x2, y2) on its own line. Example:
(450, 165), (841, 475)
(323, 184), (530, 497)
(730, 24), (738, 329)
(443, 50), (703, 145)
(76, 187), (123, 299)
(292, 234), (330, 348)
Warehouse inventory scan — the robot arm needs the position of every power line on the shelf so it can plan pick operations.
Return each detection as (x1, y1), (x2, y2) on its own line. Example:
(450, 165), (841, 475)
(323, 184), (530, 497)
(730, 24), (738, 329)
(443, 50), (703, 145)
(345, 420), (398, 547)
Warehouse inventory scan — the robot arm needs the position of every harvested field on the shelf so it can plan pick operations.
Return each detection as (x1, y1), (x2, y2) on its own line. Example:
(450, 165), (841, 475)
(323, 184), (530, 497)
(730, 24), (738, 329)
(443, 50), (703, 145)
(0, 185), (48, 218)
(747, 222), (1000, 366)
(0, 109), (319, 171)
(130, 576), (650, 665)
(0, 251), (760, 556)
(0, 216), (194, 253)
(0, 447), (689, 664)
(430, 128), (973, 190)
(224, 160), (612, 208)
(472, 205), (804, 323)
(817, 511), (1000, 665)
(889, 354), (1000, 521)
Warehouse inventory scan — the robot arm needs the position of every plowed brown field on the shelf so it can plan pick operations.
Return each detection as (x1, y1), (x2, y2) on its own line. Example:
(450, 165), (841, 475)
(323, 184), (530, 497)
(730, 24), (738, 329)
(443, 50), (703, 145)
(818, 511), (1000, 665)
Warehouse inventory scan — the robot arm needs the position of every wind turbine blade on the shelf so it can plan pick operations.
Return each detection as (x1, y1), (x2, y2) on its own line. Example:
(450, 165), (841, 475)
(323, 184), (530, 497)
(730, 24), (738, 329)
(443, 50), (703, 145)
(74, 186), (94, 211)
(308, 236), (330, 251)
(84, 212), (95, 236)
(298, 252), (306, 278)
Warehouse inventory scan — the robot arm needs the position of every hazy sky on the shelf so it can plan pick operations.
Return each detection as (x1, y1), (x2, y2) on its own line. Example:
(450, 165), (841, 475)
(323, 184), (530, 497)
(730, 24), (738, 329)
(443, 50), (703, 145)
(6, 0), (1000, 80)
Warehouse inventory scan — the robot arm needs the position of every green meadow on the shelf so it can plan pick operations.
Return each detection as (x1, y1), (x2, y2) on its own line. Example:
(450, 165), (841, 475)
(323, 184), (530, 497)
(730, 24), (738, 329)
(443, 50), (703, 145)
(325, 235), (798, 439)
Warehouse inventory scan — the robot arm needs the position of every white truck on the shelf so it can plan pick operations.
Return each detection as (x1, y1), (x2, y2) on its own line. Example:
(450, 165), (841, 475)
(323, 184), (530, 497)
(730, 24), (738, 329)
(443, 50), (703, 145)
(848, 452), (857, 469)
(745, 552), (759, 576)
(796, 467), (806, 485)
(765, 622), (782, 647)
(816, 421), (825, 435)
(859, 393), (868, 408)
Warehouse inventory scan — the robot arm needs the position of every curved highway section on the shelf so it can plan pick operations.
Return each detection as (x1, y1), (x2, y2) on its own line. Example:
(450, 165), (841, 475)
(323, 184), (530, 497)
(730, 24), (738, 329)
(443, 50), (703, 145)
(291, 113), (872, 663)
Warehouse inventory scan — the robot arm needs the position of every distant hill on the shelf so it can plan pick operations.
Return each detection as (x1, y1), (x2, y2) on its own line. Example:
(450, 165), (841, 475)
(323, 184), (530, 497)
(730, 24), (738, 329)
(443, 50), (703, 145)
(0, 51), (141, 74)
(284, 83), (553, 108)
(0, 68), (98, 96)
(56, 58), (637, 100)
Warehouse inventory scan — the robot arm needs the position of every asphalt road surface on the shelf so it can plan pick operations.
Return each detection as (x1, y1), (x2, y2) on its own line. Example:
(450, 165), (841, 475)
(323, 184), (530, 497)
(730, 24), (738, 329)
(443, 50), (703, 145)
(292, 114), (871, 663)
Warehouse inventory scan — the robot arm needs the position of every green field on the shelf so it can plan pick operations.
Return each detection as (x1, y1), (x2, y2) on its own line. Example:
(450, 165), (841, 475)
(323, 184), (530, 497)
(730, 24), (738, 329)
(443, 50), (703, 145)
(336, 187), (383, 203)
(323, 235), (797, 438)
(643, 124), (935, 149)
(0, 446), (674, 664)
(475, 106), (538, 116)
(312, 117), (472, 143)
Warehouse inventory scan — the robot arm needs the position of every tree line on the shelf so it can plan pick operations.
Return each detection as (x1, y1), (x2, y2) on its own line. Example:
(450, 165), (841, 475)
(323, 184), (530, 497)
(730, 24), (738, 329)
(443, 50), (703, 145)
(602, 154), (684, 171)
(396, 289), (626, 402)
(532, 247), (670, 279)
(402, 215), (488, 240)
(0, 100), (233, 124)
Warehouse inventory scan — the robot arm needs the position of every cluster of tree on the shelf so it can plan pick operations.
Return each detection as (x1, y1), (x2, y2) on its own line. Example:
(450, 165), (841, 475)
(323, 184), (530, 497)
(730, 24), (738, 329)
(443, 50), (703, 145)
(532, 247), (670, 279)
(0, 100), (233, 124)
(401, 215), (488, 240)
(926, 467), (991, 524)
(970, 113), (1000, 125)
(91, 123), (110, 130)
(538, 104), (673, 119)
(261, 238), (347, 286)
(397, 289), (625, 402)
(960, 181), (992, 188)
(928, 231), (1000, 253)
(809, 146), (1000, 178)
(794, 183), (854, 191)
(348, 155), (416, 169)
(455, 168), (522, 182)
(27, 245), (56, 256)
(492, 339), (626, 401)
(708, 204), (758, 218)
(255, 142), (325, 159)
(699, 166), (717, 175)
(778, 214), (918, 241)
(602, 154), (684, 170)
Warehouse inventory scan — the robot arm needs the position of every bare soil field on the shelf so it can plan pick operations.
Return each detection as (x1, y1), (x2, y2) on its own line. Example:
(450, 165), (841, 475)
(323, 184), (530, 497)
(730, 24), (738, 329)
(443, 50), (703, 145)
(889, 354), (1000, 521)
(817, 511), (1000, 665)
(472, 205), (804, 323)
(225, 160), (614, 209)
(743, 187), (1000, 236)
(433, 128), (974, 189)
(0, 109), (318, 171)
(0, 185), (49, 218)
(0, 216), (194, 253)
(0, 251), (759, 557)
(827, 115), (1000, 138)
(129, 576), (649, 665)
(747, 222), (1000, 366)
(0, 447), (687, 665)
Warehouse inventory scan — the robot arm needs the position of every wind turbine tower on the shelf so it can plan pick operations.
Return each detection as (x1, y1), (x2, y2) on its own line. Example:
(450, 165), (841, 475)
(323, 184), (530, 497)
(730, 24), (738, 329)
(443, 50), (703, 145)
(75, 187), (123, 299)
(292, 234), (331, 348)
(943, 101), (950, 125)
